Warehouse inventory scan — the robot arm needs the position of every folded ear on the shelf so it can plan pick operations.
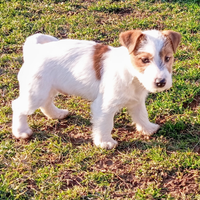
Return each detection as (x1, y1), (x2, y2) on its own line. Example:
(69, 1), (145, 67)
(162, 30), (181, 53)
(119, 30), (144, 54)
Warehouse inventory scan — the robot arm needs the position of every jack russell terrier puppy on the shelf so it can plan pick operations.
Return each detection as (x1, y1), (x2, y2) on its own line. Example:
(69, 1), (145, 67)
(12, 30), (181, 149)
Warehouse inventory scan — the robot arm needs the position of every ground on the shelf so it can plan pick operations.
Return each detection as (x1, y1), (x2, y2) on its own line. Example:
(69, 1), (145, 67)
(0, 0), (200, 199)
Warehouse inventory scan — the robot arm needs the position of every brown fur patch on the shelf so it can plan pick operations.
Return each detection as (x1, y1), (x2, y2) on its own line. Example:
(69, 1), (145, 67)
(130, 52), (153, 73)
(119, 30), (145, 54)
(93, 44), (110, 80)
(160, 38), (174, 73)
(133, 34), (147, 55)
(162, 30), (181, 53)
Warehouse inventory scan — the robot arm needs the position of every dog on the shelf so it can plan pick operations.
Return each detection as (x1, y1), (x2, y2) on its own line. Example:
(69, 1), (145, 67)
(12, 30), (181, 149)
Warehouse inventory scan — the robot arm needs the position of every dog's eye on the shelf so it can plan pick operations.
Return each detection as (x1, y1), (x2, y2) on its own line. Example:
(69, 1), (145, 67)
(141, 58), (150, 64)
(165, 56), (171, 62)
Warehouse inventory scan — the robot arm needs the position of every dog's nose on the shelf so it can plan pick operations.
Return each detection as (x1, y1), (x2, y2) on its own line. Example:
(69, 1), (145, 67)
(155, 78), (166, 88)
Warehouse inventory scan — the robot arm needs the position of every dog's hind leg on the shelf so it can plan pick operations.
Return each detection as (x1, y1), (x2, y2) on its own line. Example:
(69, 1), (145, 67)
(12, 97), (33, 139)
(12, 94), (45, 139)
(40, 90), (69, 119)
(12, 79), (54, 139)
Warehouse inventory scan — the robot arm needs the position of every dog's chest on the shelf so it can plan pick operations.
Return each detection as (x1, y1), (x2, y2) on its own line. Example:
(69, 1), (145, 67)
(123, 77), (147, 103)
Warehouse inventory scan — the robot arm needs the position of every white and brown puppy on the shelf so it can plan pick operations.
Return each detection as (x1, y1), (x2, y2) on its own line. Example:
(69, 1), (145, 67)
(12, 30), (181, 149)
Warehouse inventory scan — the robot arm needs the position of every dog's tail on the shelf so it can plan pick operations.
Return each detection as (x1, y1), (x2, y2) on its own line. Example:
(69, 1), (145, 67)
(23, 33), (59, 62)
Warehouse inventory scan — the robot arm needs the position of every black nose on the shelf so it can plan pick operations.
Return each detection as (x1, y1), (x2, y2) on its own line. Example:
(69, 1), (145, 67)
(155, 78), (166, 88)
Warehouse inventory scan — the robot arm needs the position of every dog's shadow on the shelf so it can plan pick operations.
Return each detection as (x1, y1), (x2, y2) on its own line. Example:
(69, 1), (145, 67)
(116, 120), (200, 153)
(31, 114), (92, 145)
(29, 113), (199, 153)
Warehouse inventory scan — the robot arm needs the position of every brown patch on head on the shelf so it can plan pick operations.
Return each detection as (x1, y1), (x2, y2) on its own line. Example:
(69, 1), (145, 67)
(130, 52), (153, 73)
(93, 44), (110, 80)
(160, 30), (181, 74)
(160, 30), (181, 73)
(160, 38), (174, 73)
(162, 30), (181, 53)
(119, 30), (146, 54)
(119, 30), (149, 73)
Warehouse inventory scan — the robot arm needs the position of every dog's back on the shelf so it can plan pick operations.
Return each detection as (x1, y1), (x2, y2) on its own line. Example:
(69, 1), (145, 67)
(20, 34), (104, 101)
(23, 34), (58, 62)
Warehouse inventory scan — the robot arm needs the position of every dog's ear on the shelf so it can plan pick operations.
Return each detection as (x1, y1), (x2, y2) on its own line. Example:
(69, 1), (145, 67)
(119, 30), (144, 54)
(162, 30), (181, 53)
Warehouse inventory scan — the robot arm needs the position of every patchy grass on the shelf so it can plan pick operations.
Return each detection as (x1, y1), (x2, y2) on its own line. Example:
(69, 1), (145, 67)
(0, 0), (200, 199)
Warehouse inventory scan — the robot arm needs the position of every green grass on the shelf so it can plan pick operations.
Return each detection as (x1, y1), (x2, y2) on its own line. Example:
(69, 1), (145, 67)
(0, 0), (200, 199)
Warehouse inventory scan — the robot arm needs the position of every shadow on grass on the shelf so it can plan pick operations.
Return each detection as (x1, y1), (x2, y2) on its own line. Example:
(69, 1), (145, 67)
(27, 112), (200, 153)
(30, 114), (92, 146)
(0, 190), (16, 200)
(116, 120), (200, 153)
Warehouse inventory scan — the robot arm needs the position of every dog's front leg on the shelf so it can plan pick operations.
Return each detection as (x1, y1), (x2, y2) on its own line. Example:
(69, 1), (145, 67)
(128, 102), (160, 136)
(91, 95), (118, 149)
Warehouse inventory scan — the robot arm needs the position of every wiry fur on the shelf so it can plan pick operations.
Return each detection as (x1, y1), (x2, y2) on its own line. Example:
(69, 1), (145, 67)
(12, 30), (181, 149)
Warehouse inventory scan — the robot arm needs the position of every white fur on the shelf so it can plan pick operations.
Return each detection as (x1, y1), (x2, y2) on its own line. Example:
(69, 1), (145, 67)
(12, 31), (174, 149)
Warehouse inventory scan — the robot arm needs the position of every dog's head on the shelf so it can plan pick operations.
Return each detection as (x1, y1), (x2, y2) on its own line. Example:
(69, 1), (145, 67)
(119, 30), (181, 93)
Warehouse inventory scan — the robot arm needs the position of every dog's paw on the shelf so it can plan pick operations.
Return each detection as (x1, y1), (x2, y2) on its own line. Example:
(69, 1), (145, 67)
(57, 109), (69, 119)
(13, 128), (33, 139)
(52, 109), (69, 120)
(136, 123), (160, 136)
(94, 138), (118, 149)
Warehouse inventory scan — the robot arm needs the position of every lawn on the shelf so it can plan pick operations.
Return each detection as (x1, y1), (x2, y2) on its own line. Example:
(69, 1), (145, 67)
(0, 0), (200, 199)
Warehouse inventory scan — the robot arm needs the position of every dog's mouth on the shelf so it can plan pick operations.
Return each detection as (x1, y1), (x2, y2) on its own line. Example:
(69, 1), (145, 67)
(133, 76), (170, 93)
(149, 88), (166, 93)
(139, 79), (172, 93)
(147, 84), (172, 93)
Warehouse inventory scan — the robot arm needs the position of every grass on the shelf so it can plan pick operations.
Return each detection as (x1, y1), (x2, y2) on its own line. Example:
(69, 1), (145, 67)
(0, 0), (200, 199)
